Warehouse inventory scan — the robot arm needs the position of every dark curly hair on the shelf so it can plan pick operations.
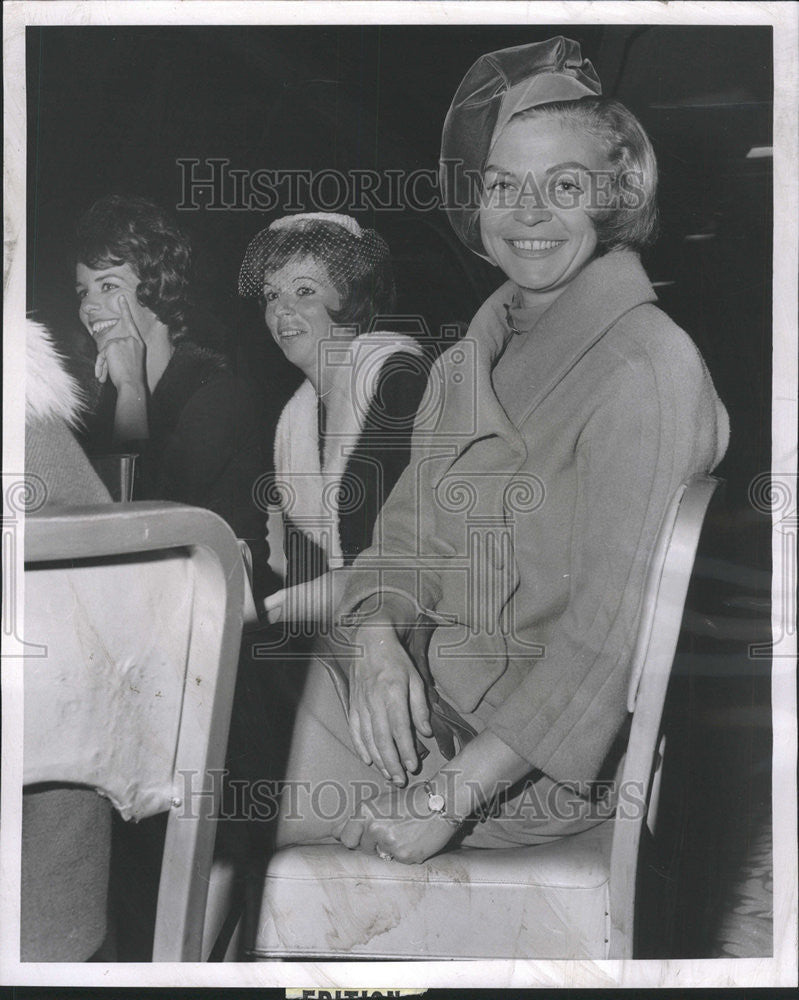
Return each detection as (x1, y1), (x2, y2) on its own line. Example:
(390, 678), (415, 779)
(238, 218), (396, 334)
(75, 195), (192, 338)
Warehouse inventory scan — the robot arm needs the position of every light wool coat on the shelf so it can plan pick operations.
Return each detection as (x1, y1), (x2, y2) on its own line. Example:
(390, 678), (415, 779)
(338, 251), (729, 786)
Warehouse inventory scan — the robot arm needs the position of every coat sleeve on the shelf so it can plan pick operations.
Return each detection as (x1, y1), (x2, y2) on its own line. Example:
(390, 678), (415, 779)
(485, 335), (727, 784)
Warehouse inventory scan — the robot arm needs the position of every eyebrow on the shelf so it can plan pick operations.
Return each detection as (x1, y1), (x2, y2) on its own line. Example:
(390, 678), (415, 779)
(78, 269), (126, 285)
(545, 160), (590, 176)
(483, 161), (591, 177)
(263, 275), (321, 288)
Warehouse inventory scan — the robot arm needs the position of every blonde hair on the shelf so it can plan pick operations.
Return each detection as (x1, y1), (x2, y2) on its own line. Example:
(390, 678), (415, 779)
(511, 98), (659, 252)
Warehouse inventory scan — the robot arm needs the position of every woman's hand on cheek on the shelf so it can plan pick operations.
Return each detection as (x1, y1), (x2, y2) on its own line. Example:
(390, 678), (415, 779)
(339, 783), (457, 865)
(348, 623), (432, 786)
(101, 295), (147, 390)
(94, 351), (109, 384)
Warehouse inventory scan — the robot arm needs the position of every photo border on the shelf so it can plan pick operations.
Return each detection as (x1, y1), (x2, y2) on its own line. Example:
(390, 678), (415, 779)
(3, 0), (796, 989)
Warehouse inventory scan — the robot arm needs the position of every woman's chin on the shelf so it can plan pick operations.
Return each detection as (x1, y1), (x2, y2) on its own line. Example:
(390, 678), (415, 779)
(276, 333), (311, 364)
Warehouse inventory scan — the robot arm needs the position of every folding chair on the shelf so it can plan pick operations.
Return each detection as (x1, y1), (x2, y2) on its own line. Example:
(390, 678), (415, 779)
(247, 475), (721, 960)
(22, 502), (244, 961)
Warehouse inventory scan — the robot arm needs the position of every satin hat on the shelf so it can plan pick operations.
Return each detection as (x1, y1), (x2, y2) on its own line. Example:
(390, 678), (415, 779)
(440, 36), (602, 257)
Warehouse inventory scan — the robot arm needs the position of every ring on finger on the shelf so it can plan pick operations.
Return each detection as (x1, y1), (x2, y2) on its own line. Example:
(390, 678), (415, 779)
(375, 845), (393, 862)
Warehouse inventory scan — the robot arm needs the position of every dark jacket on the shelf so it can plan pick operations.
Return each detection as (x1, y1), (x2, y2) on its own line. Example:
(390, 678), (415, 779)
(128, 341), (277, 597)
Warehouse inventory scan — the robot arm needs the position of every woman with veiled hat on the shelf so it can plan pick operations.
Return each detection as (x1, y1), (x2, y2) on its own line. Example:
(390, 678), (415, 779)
(237, 213), (431, 622)
(229, 214), (430, 813)
(275, 38), (730, 864)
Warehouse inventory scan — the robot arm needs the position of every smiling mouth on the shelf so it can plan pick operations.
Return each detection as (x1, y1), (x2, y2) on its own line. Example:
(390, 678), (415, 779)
(90, 318), (119, 336)
(507, 239), (565, 253)
(278, 327), (305, 339)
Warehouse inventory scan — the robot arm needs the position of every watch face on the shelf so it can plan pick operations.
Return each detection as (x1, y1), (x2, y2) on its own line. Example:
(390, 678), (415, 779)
(428, 792), (446, 813)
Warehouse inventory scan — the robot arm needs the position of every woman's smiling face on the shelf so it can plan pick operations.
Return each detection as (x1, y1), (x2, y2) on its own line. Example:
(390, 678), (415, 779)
(480, 116), (610, 306)
(261, 256), (342, 375)
(75, 261), (158, 349)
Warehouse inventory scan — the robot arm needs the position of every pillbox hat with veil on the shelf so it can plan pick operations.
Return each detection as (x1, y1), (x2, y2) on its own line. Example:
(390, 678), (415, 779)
(440, 36), (602, 258)
(237, 212), (390, 298)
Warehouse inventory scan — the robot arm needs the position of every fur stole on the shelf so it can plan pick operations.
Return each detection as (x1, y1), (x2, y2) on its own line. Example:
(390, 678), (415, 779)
(25, 319), (85, 427)
(274, 332), (423, 568)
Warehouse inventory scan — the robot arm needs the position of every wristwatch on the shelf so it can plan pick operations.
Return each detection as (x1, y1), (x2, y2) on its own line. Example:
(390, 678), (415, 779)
(423, 779), (465, 827)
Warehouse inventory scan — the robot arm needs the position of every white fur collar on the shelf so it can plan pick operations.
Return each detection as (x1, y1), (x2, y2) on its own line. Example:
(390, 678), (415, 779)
(274, 332), (423, 568)
(26, 319), (85, 427)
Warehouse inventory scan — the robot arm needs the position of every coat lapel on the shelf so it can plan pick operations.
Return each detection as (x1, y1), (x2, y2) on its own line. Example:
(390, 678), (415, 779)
(433, 252), (657, 483)
(429, 282), (527, 484)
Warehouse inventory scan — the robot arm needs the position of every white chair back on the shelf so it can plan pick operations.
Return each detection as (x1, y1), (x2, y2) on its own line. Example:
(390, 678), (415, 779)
(23, 502), (244, 961)
(609, 474), (721, 956)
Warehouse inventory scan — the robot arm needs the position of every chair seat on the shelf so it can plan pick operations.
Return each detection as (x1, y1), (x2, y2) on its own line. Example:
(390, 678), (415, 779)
(249, 820), (613, 960)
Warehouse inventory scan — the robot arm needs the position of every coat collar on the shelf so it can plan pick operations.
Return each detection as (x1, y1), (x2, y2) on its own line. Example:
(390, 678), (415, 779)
(433, 251), (658, 484)
(496, 249), (658, 426)
(467, 250), (657, 430)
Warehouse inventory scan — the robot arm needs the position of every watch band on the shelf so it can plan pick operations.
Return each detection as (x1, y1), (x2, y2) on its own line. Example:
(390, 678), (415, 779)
(423, 779), (465, 827)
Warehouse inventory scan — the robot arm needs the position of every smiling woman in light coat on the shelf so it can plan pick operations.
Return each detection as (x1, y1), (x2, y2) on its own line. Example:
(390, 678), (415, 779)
(275, 37), (730, 864)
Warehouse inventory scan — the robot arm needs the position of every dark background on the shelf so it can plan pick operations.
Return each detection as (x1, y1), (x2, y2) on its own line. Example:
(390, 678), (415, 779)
(25, 24), (774, 958)
(26, 23), (773, 494)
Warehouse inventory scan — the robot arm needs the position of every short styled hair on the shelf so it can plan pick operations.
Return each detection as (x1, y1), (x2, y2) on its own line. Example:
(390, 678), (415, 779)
(75, 195), (192, 336)
(238, 219), (396, 334)
(509, 97), (659, 252)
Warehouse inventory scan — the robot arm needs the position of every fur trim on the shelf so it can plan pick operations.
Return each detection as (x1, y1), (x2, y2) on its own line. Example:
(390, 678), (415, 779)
(274, 332), (423, 568)
(26, 319), (85, 427)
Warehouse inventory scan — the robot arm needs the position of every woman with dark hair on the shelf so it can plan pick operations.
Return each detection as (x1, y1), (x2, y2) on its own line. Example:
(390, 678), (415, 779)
(274, 39), (729, 863)
(75, 194), (274, 596)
